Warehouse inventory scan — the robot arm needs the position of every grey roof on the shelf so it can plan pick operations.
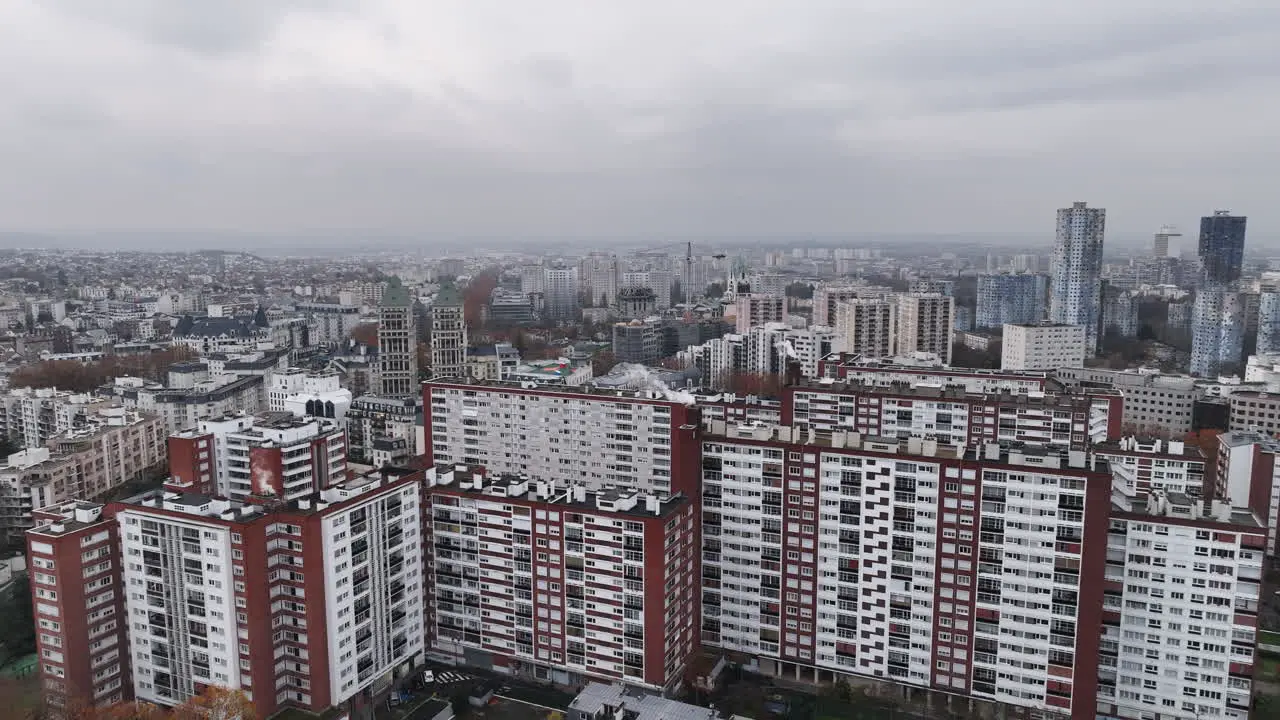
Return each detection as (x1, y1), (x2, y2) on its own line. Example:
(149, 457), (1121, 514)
(380, 277), (413, 308)
(177, 316), (252, 338)
(569, 683), (723, 720)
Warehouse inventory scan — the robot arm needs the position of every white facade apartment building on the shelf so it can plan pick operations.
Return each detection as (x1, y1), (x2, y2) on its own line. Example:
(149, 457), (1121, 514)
(31, 468), (425, 718)
(1002, 323), (1087, 371)
(1103, 480), (1263, 720)
(813, 285), (893, 327)
(700, 424), (1112, 718)
(835, 299), (897, 359)
(269, 368), (353, 420)
(117, 497), (244, 708)
(424, 381), (702, 497)
(896, 294), (955, 365)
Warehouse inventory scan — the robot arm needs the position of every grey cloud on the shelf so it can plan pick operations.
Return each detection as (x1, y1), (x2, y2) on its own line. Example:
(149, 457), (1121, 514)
(0, 1), (1279, 239)
(45, 0), (355, 54)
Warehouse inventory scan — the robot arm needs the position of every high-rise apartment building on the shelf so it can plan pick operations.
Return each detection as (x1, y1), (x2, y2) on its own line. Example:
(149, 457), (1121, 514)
(579, 253), (621, 308)
(422, 466), (699, 691)
(1001, 323), (1087, 371)
(975, 274), (1047, 329)
(834, 298), (897, 359)
(783, 378), (1121, 449)
(166, 412), (347, 500)
(701, 426), (1112, 718)
(1190, 289), (1246, 377)
(895, 294), (955, 364)
(28, 468), (425, 718)
(377, 277), (418, 398)
(734, 294), (785, 333)
(813, 285), (892, 327)
(1191, 211), (1249, 378)
(1153, 225), (1180, 258)
(1258, 292), (1280, 355)
(1199, 211), (1247, 286)
(544, 266), (580, 322)
(429, 284), (468, 379)
(0, 387), (104, 449)
(424, 381), (702, 496)
(1050, 202), (1106, 355)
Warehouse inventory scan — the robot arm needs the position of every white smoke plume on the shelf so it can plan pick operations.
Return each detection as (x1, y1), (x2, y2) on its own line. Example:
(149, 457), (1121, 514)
(774, 340), (799, 360)
(609, 363), (697, 405)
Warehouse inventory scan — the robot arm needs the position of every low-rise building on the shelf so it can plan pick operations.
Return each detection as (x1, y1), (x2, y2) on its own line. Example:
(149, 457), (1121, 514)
(1001, 322), (1086, 371)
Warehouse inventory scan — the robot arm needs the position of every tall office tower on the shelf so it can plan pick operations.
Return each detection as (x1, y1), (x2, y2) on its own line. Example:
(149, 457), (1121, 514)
(895, 293), (955, 363)
(424, 381), (702, 496)
(1153, 224), (1180, 258)
(1258, 292), (1280, 355)
(377, 277), (418, 398)
(429, 284), (467, 379)
(27, 469), (425, 718)
(422, 466), (699, 692)
(1199, 210), (1248, 286)
(975, 274), (1048, 328)
(835, 298), (897, 359)
(1050, 201), (1106, 355)
(579, 253), (620, 307)
(734, 293), (785, 333)
(543, 266), (580, 322)
(1190, 289), (1246, 377)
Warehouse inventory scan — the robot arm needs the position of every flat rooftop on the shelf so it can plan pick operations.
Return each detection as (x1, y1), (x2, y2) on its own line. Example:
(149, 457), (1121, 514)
(428, 467), (687, 519)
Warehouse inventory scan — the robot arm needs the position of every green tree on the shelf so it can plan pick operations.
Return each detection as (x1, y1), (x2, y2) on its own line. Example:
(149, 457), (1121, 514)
(0, 573), (36, 665)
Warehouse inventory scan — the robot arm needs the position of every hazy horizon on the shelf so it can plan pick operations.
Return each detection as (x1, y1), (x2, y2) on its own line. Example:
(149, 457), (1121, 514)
(1, 3), (1277, 239)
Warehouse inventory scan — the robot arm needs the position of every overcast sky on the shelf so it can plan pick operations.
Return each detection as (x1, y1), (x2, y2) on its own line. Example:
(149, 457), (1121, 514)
(0, 1), (1277, 240)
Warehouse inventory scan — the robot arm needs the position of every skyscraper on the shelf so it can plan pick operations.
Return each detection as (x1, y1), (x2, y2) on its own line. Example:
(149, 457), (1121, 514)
(1190, 289), (1245, 377)
(1190, 211), (1248, 376)
(1153, 225), (1180, 258)
(377, 276), (418, 397)
(429, 283), (467, 379)
(1258, 292), (1280, 355)
(1199, 210), (1247, 285)
(1050, 201), (1106, 355)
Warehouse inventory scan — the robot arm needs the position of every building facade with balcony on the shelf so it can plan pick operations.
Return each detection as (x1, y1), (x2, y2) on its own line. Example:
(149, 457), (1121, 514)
(26, 468), (424, 718)
(422, 466), (698, 692)
(424, 381), (702, 497)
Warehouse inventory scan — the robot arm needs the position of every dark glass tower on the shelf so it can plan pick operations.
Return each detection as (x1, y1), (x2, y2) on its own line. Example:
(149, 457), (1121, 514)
(1198, 210), (1247, 286)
